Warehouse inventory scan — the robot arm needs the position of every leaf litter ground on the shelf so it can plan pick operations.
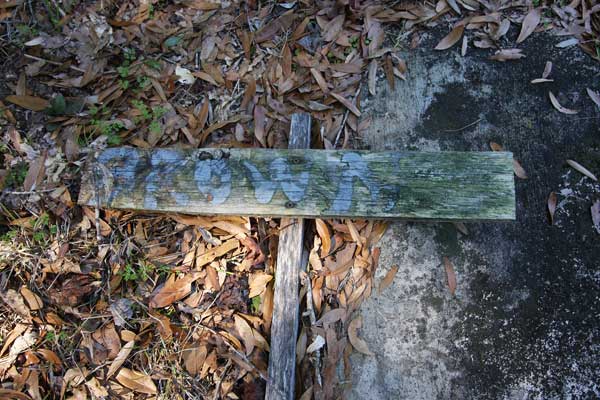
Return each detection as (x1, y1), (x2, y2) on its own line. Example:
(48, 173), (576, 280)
(0, 0), (598, 399)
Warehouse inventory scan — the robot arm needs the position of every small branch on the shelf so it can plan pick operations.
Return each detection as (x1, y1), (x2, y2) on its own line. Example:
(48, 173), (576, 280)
(333, 83), (362, 148)
(304, 274), (322, 387)
(24, 53), (87, 73)
(443, 118), (482, 132)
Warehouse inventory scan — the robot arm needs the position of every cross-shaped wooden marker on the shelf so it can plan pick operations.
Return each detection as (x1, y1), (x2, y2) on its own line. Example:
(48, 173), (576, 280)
(79, 113), (515, 399)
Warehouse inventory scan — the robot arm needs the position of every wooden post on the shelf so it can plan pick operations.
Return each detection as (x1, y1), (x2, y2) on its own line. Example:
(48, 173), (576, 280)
(265, 113), (311, 400)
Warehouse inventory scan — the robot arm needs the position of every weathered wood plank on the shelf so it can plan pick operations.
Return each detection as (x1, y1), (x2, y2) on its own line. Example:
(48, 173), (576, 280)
(78, 148), (515, 221)
(266, 114), (310, 400)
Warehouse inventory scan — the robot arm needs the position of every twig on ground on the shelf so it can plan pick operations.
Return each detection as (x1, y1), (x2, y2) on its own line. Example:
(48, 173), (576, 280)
(24, 54), (86, 73)
(443, 118), (482, 132)
(333, 83), (362, 148)
(304, 273), (322, 387)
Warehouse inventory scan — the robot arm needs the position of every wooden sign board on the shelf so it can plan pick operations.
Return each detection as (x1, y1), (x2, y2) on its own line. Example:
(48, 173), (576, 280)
(79, 147), (515, 221)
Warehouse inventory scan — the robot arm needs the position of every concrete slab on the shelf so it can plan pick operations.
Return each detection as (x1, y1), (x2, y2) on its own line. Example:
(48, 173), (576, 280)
(349, 28), (600, 400)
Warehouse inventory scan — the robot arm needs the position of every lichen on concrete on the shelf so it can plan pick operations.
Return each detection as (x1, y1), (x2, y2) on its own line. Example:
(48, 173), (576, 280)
(349, 27), (600, 400)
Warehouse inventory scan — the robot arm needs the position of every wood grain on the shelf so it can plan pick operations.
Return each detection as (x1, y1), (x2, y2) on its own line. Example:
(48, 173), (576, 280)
(78, 147), (515, 221)
(266, 113), (311, 400)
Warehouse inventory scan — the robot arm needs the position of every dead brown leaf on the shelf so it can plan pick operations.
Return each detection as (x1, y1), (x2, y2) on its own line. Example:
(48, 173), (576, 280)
(490, 49), (525, 61)
(234, 314), (255, 355)
(255, 10), (295, 43)
(347, 316), (373, 356)
(0, 289), (30, 319)
(310, 68), (329, 94)
(36, 348), (62, 367)
(531, 78), (554, 84)
(23, 152), (47, 191)
(548, 192), (557, 225)
(517, 8), (541, 43)
(149, 272), (201, 308)
(115, 368), (157, 395)
(330, 92), (361, 117)
(447, 0), (461, 14)
(542, 61), (553, 79)
(591, 201), (600, 234)
(5, 95), (49, 111)
(489, 141), (504, 151)
(549, 92), (579, 115)
(368, 60), (378, 96)
(0, 389), (33, 400)
(443, 256), (457, 296)
(254, 105), (267, 147)
(323, 14), (345, 42)
(315, 219), (332, 256)
(107, 340), (134, 378)
(182, 343), (208, 375)
(566, 159), (597, 181)
(196, 239), (239, 267)
(378, 265), (399, 294)
(434, 25), (465, 50)
(248, 271), (272, 299)
(92, 323), (121, 360)
(241, 77), (256, 111)
(513, 159), (528, 179)
(586, 88), (600, 109)
(19, 287), (43, 311)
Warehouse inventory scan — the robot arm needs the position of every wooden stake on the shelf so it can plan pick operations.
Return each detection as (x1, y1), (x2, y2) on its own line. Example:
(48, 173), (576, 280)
(265, 113), (311, 400)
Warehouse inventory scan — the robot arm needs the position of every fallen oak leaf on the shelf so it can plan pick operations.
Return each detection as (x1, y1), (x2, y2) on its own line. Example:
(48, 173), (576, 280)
(378, 264), (399, 294)
(22, 152), (47, 191)
(241, 77), (256, 110)
(19, 287), (43, 310)
(36, 348), (62, 367)
(489, 141), (503, 151)
(233, 314), (255, 355)
(5, 95), (49, 111)
(586, 88), (600, 109)
(255, 10), (295, 43)
(115, 368), (157, 395)
(175, 65), (195, 85)
(566, 159), (598, 181)
(0, 389), (33, 400)
(443, 256), (457, 296)
(248, 271), (273, 298)
(186, 0), (221, 10)
(434, 25), (465, 50)
(315, 219), (332, 256)
(149, 272), (201, 308)
(542, 61), (553, 79)
(516, 8), (541, 43)
(348, 316), (373, 356)
(591, 201), (600, 234)
(310, 68), (329, 94)
(454, 222), (468, 235)
(254, 105), (267, 147)
(368, 60), (377, 96)
(548, 192), (557, 225)
(330, 92), (361, 117)
(323, 14), (345, 42)
(490, 49), (525, 62)
(107, 340), (135, 378)
(513, 159), (528, 179)
(555, 38), (579, 48)
(182, 343), (207, 375)
(531, 78), (554, 84)
(447, 0), (461, 14)
(549, 92), (578, 115)
(306, 335), (325, 353)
